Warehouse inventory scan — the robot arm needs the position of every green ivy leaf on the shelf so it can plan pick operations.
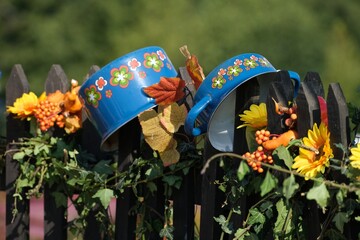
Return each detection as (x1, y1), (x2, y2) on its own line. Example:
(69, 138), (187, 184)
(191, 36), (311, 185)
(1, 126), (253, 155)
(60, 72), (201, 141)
(162, 175), (182, 189)
(306, 182), (329, 208)
(260, 170), (278, 196)
(146, 181), (157, 194)
(51, 192), (68, 208)
(248, 208), (265, 226)
(333, 212), (350, 233)
(234, 227), (250, 240)
(92, 188), (114, 209)
(214, 215), (232, 234)
(274, 198), (292, 237)
(13, 151), (25, 160)
(93, 160), (113, 175)
(282, 174), (299, 200)
(237, 160), (250, 181)
(273, 146), (293, 170)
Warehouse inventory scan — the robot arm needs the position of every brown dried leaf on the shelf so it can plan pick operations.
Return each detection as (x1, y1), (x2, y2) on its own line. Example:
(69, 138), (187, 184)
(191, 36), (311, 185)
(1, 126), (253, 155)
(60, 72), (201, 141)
(143, 77), (186, 106)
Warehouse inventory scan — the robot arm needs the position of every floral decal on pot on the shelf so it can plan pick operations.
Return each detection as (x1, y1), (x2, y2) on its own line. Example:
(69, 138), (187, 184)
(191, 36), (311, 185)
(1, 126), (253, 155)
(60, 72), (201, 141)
(109, 65), (134, 88)
(227, 65), (243, 80)
(243, 57), (259, 70)
(95, 77), (107, 91)
(143, 52), (164, 72)
(84, 85), (102, 108)
(211, 75), (226, 89)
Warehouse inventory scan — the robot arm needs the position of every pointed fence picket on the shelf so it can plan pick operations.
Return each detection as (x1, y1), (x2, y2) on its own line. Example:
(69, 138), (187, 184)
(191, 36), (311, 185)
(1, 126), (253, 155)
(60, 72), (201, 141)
(0, 64), (356, 240)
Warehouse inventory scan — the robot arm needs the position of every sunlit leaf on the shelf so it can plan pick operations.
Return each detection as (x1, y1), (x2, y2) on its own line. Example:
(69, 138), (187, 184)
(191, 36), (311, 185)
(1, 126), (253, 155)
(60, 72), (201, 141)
(306, 182), (329, 208)
(159, 103), (187, 133)
(159, 140), (180, 166)
(273, 145), (293, 170)
(92, 188), (114, 209)
(237, 160), (250, 181)
(274, 198), (292, 237)
(138, 109), (173, 152)
(260, 170), (278, 196)
(143, 77), (186, 105)
(282, 174), (299, 200)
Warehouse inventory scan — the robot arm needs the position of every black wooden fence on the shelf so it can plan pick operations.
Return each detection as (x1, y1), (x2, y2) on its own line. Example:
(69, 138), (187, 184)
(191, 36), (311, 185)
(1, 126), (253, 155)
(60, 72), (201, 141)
(0, 64), (354, 239)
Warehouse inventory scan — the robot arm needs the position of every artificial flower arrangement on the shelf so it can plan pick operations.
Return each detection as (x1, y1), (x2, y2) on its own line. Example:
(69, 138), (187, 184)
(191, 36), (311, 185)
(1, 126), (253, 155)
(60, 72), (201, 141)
(205, 96), (360, 239)
(3, 48), (204, 239)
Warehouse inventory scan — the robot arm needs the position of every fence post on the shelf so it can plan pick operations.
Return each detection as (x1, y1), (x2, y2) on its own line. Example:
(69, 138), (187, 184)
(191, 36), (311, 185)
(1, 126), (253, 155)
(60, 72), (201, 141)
(44, 64), (69, 240)
(327, 83), (350, 159)
(296, 74), (323, 239)
(6, 64), (30, 240)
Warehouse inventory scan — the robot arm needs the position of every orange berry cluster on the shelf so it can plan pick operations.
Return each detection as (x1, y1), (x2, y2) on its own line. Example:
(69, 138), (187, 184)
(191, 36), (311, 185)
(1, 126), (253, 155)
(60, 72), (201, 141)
(33, 100), (65, 131)
(243, 129), (274, 173)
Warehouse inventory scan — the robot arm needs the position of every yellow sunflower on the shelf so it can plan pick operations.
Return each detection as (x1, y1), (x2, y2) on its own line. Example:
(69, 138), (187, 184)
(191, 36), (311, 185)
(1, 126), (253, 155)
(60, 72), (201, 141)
(6, 92), (39, 120)
(237, 103), (267, 129)
(349, 144), (360, 169)
(292, 122), (333, 180)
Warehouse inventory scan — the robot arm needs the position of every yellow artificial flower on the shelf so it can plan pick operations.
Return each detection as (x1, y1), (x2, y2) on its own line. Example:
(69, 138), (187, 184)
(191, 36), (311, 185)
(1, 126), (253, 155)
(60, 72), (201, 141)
(349, 144), (360, 169)
(237, 103), (267, 129)
(292, 122), (333, 180)
(6, 92), (39, 120)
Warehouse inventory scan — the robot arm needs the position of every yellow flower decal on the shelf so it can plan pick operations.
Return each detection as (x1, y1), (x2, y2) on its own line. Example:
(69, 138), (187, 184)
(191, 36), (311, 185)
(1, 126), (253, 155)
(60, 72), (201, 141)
(6, 92), (39, 120)
(349, 144), (360, 169)
(292, 122), (333, 180)
(237, 103), (267, 129)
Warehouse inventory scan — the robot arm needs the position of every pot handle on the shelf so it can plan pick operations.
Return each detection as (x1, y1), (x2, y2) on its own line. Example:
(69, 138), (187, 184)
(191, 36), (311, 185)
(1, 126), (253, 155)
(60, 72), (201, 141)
(184, 94), (212, 136)
(288, 70), (301, 97)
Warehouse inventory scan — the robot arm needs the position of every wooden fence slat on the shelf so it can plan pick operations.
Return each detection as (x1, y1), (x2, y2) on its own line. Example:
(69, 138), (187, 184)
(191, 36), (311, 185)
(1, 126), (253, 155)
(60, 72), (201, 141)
(303, 72), (325, 98)
(296, 81), (321, 138)
(200, 138), (224, 240)
(115, 118), (141, 240)
(6, 64), (30, 240)
(327, 83), (350, 159)
(173, 168), (195, 239)
(295, 76), (322, 239)
(44, 64), (68, 240)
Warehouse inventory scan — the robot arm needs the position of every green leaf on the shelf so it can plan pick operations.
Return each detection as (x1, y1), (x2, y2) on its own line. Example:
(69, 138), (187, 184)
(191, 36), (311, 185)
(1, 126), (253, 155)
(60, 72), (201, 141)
(92, 188), (114, 209)
(234, 228), (250, 240)
(248, 208), (265, 226)
(214, 215), (232, 234)
(246, 127), (258, 152)
(51, 192), (68, 208)
(237, 160), (250, 181)
(273, 146), (293, 170)
(13, 151), (25, 160)
(306, 182), (329, 208)
(282, 174), (299, 200)
(92, 160), (113, 175)
(260, 170), (278, 196)
(146, 181), (157, 194)
(274, 198), (292, 237)
(162, 175), (182, 189)
(333, 212), (350, 233)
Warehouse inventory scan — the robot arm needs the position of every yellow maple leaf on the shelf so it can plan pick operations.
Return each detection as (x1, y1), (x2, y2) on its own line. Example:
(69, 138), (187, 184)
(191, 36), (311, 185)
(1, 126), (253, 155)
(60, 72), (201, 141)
(159, 103), (187, 134)
(159, 139), (180, 166)
(138, 109), (173, 153)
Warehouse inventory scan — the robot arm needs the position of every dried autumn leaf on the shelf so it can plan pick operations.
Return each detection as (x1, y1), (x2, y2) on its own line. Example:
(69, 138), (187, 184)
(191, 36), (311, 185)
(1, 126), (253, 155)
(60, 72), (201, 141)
(64, 86), (82, 113)
(159, 139), (180, 166)
(159, 103), (187, 133)
(138, 109), (173, 152)
(143, 77), (186, 106)
(47, 90), (65, 105)
(318, 96), (328, 126)
(64, 114), (81, 134)
(180, 45), (205, 90)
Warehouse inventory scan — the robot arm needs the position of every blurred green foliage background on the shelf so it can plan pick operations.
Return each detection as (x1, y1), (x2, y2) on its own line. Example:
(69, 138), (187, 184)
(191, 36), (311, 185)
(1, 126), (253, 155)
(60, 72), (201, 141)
(1, 0), (360, 136)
